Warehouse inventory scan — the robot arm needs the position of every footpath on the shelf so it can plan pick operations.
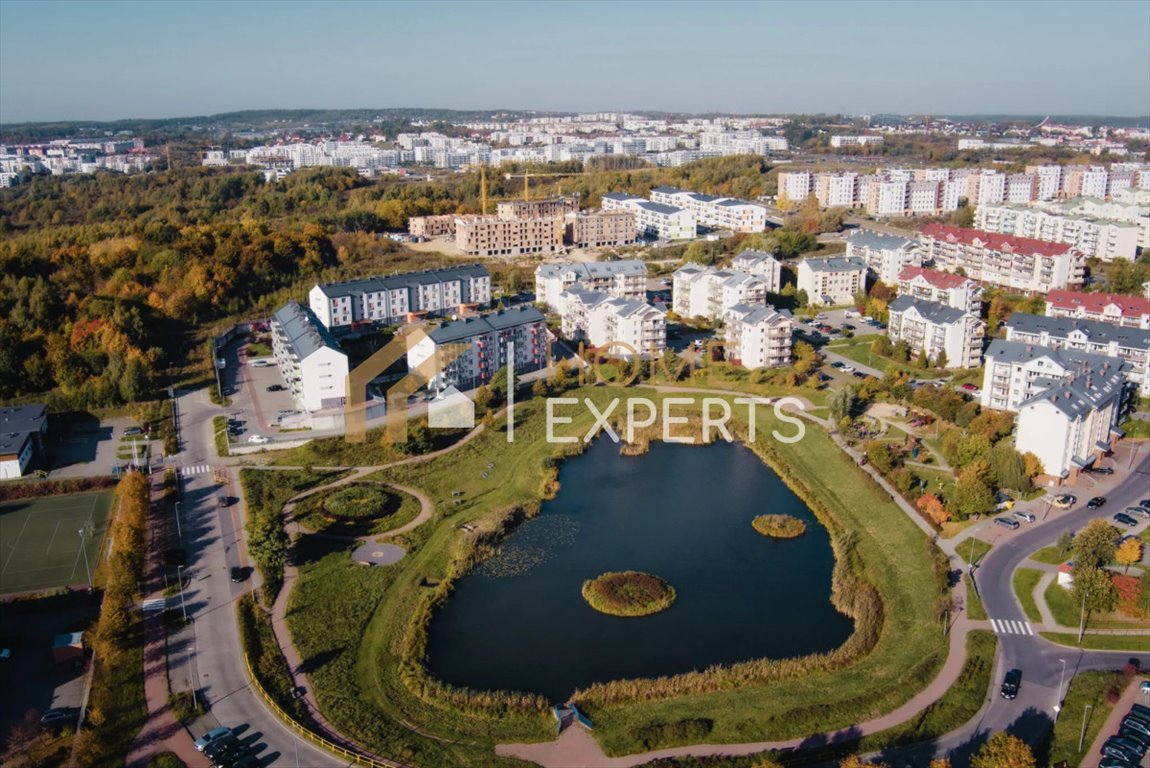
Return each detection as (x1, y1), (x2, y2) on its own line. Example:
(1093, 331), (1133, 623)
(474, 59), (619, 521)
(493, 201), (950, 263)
(124, 470), (206, 768)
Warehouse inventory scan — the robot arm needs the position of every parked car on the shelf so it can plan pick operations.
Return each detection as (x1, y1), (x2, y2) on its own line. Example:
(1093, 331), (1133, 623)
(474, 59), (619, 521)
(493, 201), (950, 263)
(230, 566), (248, 583)
(1000, 668), (1021, 699)
(250, 360), (270, 367)
(1138, 499), (1150, 510)
(266, 384), (286, 392)
(1092, 465), (1115, 476)
(830, 361), (844, 369)
(841, 364), (856, 373)
(1097, 759), (1135, 768)
(1103, 736), (1144, 762)
(1126, 506), (1150, 519)
(961, 383), (978, 392)
(1141, 680), (1150, 695)
(195, 726), (233, 751)
(203, 736), (240, 761)
(1122, 716), (1150, 739)
(852, 371), (868, 379)
(842, 323), (856, 331)
(247, 435), (269, 445)
(1087, 496), (1107, 509)
(994, 517), (1020, 530)
(39, 708), (76, 730)
(277, 408), (296, 416)
(1052, 494), (1077, 509)
(1012, 510), (1036, 523)
(1113, 512), (1139, 527)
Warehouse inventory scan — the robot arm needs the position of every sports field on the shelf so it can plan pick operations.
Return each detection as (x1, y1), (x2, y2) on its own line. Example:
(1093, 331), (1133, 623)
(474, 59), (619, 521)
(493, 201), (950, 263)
(0, 491), (114, 594)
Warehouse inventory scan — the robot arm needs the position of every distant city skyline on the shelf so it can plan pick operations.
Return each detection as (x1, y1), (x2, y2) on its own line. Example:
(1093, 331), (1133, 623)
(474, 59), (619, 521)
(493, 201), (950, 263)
(1, 0), (1148, 124)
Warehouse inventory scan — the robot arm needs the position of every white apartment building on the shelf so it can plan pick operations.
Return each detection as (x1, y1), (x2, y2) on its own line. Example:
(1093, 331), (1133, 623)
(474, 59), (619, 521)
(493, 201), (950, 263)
(845, 230), (921, 285)
(1027, 165), (1063, 201)
(602, 193), (696, 240)
(1044, 290), (1150, 330)
(796, 256), (868, 306)
(778, 171), (814, 204)
(918, 224), (1085, 294)
(406, 307), (548, 391)
(555, 286), (666, 357)
(730, 250), (783, 293)
(886, 296), (984, 368)
(1004, 313), (1150, 396)
(308, 265), (491, 332)
(908, 181), (941, 215)
(829, 135), (885, 148)
(865, 179), (909, 217)
(271, 302), (350, 413)
(673, 264), (768, 321)
(649, 187), (768, 232)
(722, 303), (794, 369)
(1033, 196), (1150, 250)
(896, 267), (983, 314)
(975, 203), (1139, 261)
(534, 259), (647, 309)
(814, 173), (859, 208)
(980, 340), (1128, 479)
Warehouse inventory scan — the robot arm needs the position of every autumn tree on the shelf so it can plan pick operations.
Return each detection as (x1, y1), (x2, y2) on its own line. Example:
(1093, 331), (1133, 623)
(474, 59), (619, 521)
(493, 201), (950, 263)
(971, 733), (1035, 768)
(917, 492), (950, 525)
(1116, 537), (1143, 573)
(1072, 519), (1119, 570)
(1071, 566), (1119, 617)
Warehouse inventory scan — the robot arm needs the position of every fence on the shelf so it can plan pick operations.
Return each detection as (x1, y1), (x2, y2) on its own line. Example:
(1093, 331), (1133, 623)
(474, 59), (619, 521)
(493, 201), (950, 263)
(238, 632), (408, 768)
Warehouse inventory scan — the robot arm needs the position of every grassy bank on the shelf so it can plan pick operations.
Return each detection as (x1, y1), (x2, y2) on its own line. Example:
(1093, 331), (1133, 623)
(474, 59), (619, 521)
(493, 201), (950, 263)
(291, 388), (950, 761)
(957, 537), (992, 566)
(1012, 568), (1044, 623)
(964, 575), (987, 621)
(1040, 632), (1150, 651)
(1048, 671), (1125, 765)
(237, 594), (307, 722)
(1044, 581), (1079, 627)
(212, 415), (230, 458)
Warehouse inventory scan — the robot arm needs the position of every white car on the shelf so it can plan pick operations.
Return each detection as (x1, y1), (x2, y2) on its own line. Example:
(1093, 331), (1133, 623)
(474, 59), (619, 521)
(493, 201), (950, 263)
(840, 364), (856, 373)
(248, 435), (269, 445)
(250, 359), (270, 367)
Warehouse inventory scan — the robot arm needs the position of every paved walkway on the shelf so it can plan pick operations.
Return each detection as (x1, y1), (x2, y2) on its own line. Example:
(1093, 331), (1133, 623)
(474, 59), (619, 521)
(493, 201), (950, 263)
(125, 472), (208, 768)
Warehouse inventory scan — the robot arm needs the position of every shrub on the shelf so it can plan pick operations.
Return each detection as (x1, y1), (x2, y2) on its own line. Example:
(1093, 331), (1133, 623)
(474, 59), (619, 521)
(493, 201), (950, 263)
(752, 514), (807, 538)
(632, 718), (714, 750)
(322, 484), (396, 520)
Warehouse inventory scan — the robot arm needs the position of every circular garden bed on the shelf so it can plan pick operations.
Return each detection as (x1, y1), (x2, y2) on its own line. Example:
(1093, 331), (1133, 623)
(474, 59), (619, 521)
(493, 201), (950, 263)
(581, 571), (677, 617)
(752, 514), (807, 538)
(323, 484), (397, 521)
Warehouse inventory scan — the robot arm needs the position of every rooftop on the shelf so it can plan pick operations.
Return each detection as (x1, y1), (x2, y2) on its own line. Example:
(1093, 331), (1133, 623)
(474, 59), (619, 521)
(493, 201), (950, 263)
(537, 260), (646, 280)
(898, 266), (978, 290)
(1046, 289), (1150, 319)
(1005, 312), (1150, 349)
(918, 223), (1078, 258)
(800, 256), (867, 273)
(314, 265), (489, 300)
(429, 306), (545, 344)
(888, 295), (971, 324)
(0, 403), (47, 436)
(848, 229), (917, 252)
(272, 302), (344, 361)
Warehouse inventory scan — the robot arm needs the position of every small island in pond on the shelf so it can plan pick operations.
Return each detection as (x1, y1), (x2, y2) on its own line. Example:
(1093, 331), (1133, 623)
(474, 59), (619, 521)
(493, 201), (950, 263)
(582, 571), (677, 617)
(752, 514), (807, 539)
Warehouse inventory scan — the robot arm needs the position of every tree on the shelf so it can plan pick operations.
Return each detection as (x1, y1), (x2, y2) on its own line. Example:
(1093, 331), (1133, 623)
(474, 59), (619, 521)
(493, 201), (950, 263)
(915, 349), (929, 369)
(970, 732), (1035, 768)
(989, 443), (1030, 492)
(952, 475), (994, 518)
(1072, 519), (1120, 570)
(828, 386), (857, 424)
(473, 385), (495, 414)
(933, 348), (948, 369)
(532, 378), (549, 398)
(1022, 452), (1044, 479)
(866, 441), (896, 474)
(917, 492), (950, 525)
(950, 205), (975, 229)
(1055, 530), (1074, 559)
(1071, 565), (1119, 616)
(1116, 537), (1143, 573)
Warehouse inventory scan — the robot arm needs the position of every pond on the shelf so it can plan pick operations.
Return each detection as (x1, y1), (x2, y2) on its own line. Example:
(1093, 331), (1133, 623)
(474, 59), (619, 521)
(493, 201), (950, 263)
(426, 438), (854, 701)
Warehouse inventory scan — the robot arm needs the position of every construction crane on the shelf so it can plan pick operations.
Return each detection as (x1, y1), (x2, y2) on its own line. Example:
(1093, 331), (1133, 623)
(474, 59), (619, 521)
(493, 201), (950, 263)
(503, 170), (585, 201)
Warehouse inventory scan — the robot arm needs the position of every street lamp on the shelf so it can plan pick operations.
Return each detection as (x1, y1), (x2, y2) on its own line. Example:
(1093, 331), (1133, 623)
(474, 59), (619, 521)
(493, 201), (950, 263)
(1054, 657), (1067, 719)
(77, 528), (92, 587)
(174, 500), (183, 541)
(1079, 703), (1094, 752)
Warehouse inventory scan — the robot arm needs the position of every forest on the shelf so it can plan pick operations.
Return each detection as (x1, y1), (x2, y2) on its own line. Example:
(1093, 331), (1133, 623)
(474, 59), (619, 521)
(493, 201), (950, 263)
(0, 155), (777, 408)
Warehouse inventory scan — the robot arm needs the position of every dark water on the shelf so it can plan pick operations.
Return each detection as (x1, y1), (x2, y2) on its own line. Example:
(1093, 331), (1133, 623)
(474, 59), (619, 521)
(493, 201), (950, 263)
(426, 438), (854, 701)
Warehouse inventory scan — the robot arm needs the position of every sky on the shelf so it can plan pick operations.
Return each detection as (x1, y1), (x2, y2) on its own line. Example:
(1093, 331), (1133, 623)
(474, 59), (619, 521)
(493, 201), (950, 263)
(1, 0), (1148, 123)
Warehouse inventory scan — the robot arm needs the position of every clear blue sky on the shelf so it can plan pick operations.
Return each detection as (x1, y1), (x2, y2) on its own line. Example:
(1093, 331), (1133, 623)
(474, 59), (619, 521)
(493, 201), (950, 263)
(1, 0), (1148, 122)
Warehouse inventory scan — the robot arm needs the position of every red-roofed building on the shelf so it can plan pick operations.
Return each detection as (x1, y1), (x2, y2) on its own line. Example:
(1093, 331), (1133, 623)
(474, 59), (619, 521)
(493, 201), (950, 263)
(897, 266), (983, 313)
(918, 224), (1085, 294)
(1045, 289), (1150, 330)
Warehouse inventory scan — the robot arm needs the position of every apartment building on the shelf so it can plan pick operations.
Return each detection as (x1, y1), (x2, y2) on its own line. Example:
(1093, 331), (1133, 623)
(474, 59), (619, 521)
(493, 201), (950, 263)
(1003, 312), (1150, 395)
(408, 214), (457, 237)
(309, 265), (491, 332)
(556, 287), (665, 357)
(405, 306), (548, 391)
(796, 256), (868, 306)
(1033, 196), (1150, 250)
(917, 224), (1085, 294)
(1026, 164), (1063, 201)
(271, 301), (350, 413)
(829, 135), (885, 148)
(980, 339), (1128, 479)
(730, 250), (783, 293)
(975, 203), (1139, 261)
(649, 186), (768, 232)
(534, 259), (647, 308)
(454, 214), (564, 257)
(886, 296), (983, 368)
(672, 264), (768, 321)
(1046, 290), (1150, 330)
(722, 303), (794, 369)
(864, 178), (910, 217)
(778, 171), (813, 204)
(602, 193), (697, 240)
(564, 210), (636, 247)
(896, 267), (982, 313)
(814, 173), (858, 208)
(496, 197), (580, 220)
(845, 230), (921, 285)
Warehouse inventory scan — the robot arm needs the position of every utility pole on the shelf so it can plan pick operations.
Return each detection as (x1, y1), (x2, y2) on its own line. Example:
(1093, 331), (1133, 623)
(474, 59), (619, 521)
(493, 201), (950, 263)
(1079, 703), (1093, 751)
(176, 564), (188, 623)
(78, 528), (92, 588)
(1055, 657), (1066, 719)
(174, 500), (182, 541)
(1078, 588), (1088, 644)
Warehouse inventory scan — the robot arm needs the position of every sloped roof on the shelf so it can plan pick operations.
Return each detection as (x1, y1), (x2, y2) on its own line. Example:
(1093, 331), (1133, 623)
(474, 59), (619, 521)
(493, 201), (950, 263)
(0, 404), (46, 436)
(537, 260), (646, 280)
(888, 295), (970, 324)
(273, 302), (343, 361)
(919, 223), (1077, 258)
(898, 266), (976, 290)
(1046, 289), (1150, 319)
(849, 229), (916, 252)
(429, 306), (545, 344)
(315, 265), (489, 299)
(1005, 312), (1150, 350)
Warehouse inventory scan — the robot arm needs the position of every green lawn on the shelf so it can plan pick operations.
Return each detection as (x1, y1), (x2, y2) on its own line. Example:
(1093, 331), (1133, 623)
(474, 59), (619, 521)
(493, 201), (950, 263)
(1045, 581), (1080, 627)
(825, 337), (947, 379)
(1041, 632), (1150, 651)
(0, 491), (114, 594)
(1119, 416), (1150, 439)
(958, 537), (992, 566)
(291, 483), (422, 536)
(964, 575), (987, 621)
(1030, 545), (1070, 565)
(1012, 568), (1044, 623)
(213, 415), (230, 458)
(286, 388), (951, 761)
(1048, 671), (1125, 766)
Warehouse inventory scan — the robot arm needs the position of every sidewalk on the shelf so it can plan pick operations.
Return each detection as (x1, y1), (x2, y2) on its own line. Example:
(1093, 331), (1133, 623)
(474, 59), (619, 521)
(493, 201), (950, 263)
(125, 472), (207, 768)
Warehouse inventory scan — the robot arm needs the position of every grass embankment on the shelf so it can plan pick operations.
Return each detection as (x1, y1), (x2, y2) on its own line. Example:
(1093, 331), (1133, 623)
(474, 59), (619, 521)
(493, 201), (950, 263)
(71, 472), (149, 767)
(1030, 545), (1069, 565)
(1012, 568), (1044, 623)
(237, 594), (308, 722)
(825, 337), (947, 380)
(1045, 580), (1150, 632)
(958, 537), (992, 566)
(308, 388), (951, 761)
(582, 572), (677, 617)
(964, 575), (987, 621)
(751, 514), (807, 539)
(1048, 671), (1127, 766)
(269, 421), (467, 467)
(212, 415), (230, 458)
(291, 483), (421, 536)
(238, 468), (348, 603)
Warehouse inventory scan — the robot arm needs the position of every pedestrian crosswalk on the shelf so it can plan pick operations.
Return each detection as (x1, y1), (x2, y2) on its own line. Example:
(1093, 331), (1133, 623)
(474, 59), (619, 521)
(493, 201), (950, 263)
(990, 618), (1034, 636)
(180, 464), (212, 477)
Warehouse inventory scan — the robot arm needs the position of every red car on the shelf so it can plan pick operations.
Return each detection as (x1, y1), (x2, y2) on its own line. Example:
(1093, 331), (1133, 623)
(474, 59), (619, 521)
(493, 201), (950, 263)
(961, 383), (978, 392)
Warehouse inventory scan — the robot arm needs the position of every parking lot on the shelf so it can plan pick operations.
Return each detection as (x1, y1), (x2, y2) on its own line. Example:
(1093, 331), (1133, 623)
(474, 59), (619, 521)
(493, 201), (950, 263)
(217, 338), (302, 447)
